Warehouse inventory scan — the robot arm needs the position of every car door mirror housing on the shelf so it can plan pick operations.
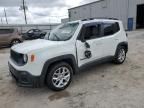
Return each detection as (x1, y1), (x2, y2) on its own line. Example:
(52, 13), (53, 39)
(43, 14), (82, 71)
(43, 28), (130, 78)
(85, 42), (90, 48)
(81, 37), (85, 42)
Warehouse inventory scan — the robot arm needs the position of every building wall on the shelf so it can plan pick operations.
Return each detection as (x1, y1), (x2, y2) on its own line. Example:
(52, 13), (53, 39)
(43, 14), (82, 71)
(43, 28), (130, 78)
(68, 0), (144, 30)
(128, 0), (144, 29)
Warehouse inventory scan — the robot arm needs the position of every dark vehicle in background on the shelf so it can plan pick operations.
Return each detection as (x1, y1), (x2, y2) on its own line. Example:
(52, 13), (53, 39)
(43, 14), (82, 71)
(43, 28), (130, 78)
(22, 29), (47, 40)
(0, 28), (23, 47)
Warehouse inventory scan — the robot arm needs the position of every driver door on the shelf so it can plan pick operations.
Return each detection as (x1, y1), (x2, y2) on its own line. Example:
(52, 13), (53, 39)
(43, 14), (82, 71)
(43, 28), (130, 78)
(76, 23), (104, 67)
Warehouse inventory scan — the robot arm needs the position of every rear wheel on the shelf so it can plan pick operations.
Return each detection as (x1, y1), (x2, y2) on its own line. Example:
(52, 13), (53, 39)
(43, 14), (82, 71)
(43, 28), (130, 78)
(11, 39), (21, 46)
(114, 46), (126, 64)
(46, 62), (73, 91)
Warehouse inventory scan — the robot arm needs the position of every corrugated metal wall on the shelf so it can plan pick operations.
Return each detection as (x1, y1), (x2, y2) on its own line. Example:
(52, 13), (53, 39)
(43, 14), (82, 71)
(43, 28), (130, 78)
(128, 0), (144, 29)
(69, 0), (144, 30)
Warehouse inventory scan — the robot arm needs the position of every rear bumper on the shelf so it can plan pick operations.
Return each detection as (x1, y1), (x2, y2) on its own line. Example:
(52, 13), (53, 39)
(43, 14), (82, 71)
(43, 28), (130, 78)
(8, 62), (43, 88)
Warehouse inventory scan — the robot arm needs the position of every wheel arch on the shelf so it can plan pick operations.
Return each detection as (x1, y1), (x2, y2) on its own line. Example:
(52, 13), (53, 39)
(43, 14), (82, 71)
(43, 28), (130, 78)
(115, 42), (128, 55)
(39, 54), (78, 85)
(11, 38), (21, 43)
(10, 38), (22, 46)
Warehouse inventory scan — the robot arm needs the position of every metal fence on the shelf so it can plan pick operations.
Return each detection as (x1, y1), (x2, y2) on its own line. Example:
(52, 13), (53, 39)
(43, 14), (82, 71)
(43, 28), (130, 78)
(0, 24), (59, 33)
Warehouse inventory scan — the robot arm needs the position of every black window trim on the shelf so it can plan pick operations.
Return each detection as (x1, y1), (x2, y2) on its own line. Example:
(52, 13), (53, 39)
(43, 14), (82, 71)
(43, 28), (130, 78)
(101, 22), (120, 37)
(77, 22), (103, 42)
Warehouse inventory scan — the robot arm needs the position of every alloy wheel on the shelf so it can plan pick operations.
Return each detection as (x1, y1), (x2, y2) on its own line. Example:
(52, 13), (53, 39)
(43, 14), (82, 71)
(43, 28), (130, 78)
(52, 67), (71, 88)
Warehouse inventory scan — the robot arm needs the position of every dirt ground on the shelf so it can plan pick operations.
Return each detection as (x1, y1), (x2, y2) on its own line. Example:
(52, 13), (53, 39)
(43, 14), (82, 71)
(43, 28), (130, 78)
(0, 30), (144, 108)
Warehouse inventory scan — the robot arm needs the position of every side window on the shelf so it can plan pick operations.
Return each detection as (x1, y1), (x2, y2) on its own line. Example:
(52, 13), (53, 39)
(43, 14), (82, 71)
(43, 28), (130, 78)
(34, 29), (40, 32)
(103, 22), (120, 36)
(0, 29), (14, 34)
(83, 24), (101, 40)
(28, 30), (33, 33)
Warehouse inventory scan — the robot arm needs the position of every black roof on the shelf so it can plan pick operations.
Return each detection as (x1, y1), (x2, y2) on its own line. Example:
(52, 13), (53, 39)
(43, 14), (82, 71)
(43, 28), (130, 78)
(81, 17), (119, 21)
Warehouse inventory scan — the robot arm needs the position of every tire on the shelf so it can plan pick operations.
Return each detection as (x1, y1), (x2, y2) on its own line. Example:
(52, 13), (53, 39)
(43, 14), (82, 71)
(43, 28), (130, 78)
(113, 46), (126, 64)
(40, 34), (45, 39)
(46, 62), (73, 91)
(11, 39), (21, 46)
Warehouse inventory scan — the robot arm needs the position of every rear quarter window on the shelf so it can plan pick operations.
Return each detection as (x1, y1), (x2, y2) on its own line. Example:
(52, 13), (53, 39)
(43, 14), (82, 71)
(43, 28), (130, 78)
(0, 29), (14, 34)
(103, 22), (120, 36)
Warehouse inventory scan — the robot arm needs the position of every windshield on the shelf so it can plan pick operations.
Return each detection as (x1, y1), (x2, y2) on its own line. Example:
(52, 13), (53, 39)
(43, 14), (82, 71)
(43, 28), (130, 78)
(45, 22), (79, 41)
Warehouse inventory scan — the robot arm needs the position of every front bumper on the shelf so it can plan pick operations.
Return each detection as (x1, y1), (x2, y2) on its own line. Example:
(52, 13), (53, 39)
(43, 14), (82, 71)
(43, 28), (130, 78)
(8, 62), (42, 88)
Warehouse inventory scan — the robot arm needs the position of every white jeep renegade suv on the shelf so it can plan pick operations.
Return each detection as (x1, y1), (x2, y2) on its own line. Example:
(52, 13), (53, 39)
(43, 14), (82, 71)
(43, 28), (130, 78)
(8, 18), (128, 91)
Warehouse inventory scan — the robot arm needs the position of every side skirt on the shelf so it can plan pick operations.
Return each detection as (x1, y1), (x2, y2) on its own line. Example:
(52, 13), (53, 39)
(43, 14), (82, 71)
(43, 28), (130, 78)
(78, 56), (114, 72)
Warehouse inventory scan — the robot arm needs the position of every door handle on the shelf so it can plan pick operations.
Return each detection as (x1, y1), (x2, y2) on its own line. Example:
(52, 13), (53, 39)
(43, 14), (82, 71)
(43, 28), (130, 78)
(115, 39), (119, 40)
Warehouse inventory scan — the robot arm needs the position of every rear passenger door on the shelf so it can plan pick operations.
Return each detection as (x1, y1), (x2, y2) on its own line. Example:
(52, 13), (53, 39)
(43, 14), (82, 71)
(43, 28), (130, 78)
(101, 22), (120, 57)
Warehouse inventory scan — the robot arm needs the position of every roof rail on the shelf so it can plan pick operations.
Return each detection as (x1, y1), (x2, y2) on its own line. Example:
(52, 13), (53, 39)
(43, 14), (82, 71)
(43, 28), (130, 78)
(81, 17), (119, 21)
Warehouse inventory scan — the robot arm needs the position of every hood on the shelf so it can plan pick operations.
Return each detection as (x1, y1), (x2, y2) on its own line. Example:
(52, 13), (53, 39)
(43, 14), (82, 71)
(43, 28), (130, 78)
(12, 39), (60, 54)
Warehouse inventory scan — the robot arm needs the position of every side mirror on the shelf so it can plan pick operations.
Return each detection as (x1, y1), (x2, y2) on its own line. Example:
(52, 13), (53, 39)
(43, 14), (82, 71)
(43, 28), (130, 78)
(80, 37), (90, 48)
(80, 36), (85, 43)
(85, 42), (90, 49)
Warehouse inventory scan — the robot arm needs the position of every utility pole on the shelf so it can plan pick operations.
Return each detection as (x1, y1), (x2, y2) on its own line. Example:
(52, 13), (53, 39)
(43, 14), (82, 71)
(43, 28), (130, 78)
(4, 8), (8, 24)
(22, 0), (27, 24)
(49, 17), (51, 31)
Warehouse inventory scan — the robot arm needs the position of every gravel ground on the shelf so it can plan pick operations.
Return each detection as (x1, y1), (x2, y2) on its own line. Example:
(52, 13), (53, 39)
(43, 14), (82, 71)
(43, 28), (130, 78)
(0, 30), (144, 108)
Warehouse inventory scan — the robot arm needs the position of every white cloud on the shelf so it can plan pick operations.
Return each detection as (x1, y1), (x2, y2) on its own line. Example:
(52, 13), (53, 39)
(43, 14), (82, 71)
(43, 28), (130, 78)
(65, 0), (83, 7)
(0, 0), (97, 24)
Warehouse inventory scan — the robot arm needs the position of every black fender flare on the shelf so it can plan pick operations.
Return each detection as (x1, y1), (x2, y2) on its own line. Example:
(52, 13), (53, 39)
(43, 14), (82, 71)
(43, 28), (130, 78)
(39, 54), (78, 86)
(115, 41), (128, 56)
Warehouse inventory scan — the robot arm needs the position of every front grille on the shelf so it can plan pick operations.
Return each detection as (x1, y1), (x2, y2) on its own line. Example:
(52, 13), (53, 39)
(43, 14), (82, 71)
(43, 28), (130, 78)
(10, 50), (25, 66)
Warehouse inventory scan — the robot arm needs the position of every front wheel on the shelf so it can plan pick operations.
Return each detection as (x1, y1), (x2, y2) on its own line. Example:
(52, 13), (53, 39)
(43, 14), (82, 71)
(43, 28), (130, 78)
(46, 62), (73, 91)
(114, 46), (126, 64)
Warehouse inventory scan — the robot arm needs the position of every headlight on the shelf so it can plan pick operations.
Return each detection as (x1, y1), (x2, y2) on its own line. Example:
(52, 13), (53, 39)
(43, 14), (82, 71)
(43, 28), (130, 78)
(23, 54), (28, 63)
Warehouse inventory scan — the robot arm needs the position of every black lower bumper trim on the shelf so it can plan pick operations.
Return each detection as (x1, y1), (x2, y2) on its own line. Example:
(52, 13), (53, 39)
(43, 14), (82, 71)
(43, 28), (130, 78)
(8, 62), (43, 88)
